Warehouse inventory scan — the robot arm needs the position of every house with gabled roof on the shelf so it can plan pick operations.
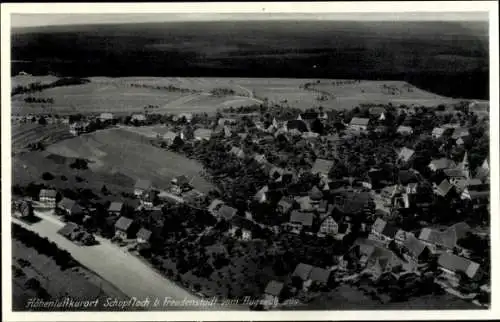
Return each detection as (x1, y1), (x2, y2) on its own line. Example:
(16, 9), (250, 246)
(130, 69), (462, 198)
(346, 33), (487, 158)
(308, 186), (323, 202)
(114, 216), (134, 240)
(317, 215), (339, 237)
(438, 253), (481, 282)
(348, 117), (370, 132)
(292, 263), (313, 281)
(58, 197), (83, 216)
(289, 210), (314, 233)
(134, 179), (152, 197)
(432, 127), (451, 139)
(277, 196), (293, 214)
(108, 201), (124, 216)
(433, 179), (454, 197)
(398, 147), (415, 163)
(311, 158), (334, 177)
(136, 228), (152, 245)
(418, 222), (470, 254)
(99, 112), (114, 122)
(131, 114), (147, 123)
(193, 128), (213, 141)
(254, 185), (269, 203)
(217, 205), (238, 221)
(402, 234), (430, 264)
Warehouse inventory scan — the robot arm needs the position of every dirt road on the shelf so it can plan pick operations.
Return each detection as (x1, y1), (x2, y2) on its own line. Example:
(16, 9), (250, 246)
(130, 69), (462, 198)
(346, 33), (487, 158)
(12, 211), (246, 311)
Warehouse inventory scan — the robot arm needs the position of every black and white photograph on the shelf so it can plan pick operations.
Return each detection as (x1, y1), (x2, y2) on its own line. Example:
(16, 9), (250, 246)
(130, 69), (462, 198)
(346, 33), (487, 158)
(1, 1), (498, 321)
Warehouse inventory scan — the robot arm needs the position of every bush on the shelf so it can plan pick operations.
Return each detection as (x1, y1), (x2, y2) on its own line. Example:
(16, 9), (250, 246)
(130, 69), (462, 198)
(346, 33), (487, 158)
(70, 158), (88, 170)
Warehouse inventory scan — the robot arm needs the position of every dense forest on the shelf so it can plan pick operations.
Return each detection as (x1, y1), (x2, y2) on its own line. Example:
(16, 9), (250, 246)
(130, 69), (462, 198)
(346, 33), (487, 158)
(11, 20), (489, 99)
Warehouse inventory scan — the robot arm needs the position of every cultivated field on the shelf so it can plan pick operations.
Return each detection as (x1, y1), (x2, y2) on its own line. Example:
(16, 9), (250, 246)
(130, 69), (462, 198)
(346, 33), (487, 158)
(11, 76), (469, 116)
(12, 238), (127, 311)
(12, 123), (73, 154)
(42, 128), (213, 193)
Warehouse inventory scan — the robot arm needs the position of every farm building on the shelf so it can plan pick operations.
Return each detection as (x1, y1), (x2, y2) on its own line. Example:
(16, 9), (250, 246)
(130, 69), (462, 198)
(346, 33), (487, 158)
(193, 128), (213, 141)
(438, 253), (481, 281)
(39, 189), (57, 208)
(433, 179), (454, 197)
(431, 127), (452, 139)
(108, 202), (124, 216)
(114, 216), (134, 240)
(348, 117), (370, 132)
(134, 179), (152, 197)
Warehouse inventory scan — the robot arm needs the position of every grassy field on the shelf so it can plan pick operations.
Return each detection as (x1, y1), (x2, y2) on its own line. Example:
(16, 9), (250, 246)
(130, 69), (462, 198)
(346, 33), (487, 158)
(40, 128), (213, 193)
(11, 76), (473, 116)
(12, 238), (127, 311)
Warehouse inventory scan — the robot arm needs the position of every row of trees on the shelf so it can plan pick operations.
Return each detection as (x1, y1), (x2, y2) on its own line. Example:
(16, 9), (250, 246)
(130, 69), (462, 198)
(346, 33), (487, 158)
(12, 77), (90, 96)
(12, 224), (78, 270)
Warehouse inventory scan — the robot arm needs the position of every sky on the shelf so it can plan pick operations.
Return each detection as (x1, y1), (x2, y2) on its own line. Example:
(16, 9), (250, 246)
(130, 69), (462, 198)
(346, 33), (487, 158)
(11, 12), (489, 28)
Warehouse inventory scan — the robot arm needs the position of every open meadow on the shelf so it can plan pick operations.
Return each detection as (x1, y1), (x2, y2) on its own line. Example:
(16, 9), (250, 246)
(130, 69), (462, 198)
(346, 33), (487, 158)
(40, 128), (213, 193)
(11, 75), (473, 116)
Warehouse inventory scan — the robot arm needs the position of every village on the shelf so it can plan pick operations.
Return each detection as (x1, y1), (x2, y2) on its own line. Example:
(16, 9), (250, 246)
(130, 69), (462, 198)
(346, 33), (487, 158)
(11, 97), (491, 310)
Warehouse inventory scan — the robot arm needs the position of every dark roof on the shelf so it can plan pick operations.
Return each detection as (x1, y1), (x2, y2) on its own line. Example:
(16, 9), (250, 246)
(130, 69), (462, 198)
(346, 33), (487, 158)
(108, 201), (123, 213)
(136, 228), (152, 241)
(57, 222), (79, 236)
(382, 223), (399, 239)
(230, 216), (255, 231)
(59, 197), (76, 211)
(309, 267), (330, 283)
(438, 253), (480, 278)
(290, 211), (314, 227)
(286, 120), (308, 132)
(115, 216), (133, 231)
(264, 280), (284, 296)
(403, 234), (427, 258)
(398, 170), (418, 185)
(135, 179), (152, 190)
(219, 205), (238, 220)
(292, 263), (313, 280)
(436, 179), (453, 197)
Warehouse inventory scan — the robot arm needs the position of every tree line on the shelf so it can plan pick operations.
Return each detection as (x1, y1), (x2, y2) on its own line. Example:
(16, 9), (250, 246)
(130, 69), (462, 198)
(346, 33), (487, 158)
(12, 77), (90, 96)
